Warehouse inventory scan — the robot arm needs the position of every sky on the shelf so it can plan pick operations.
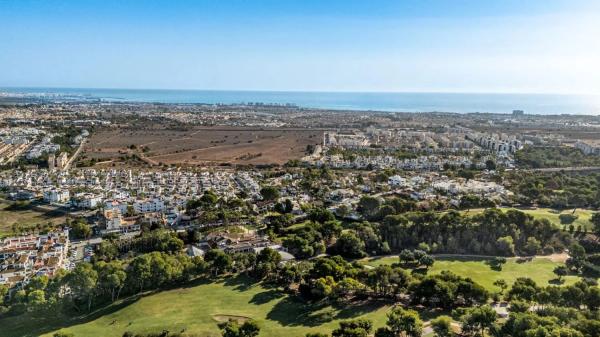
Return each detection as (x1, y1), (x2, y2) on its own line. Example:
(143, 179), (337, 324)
(1, 0), (599, 94)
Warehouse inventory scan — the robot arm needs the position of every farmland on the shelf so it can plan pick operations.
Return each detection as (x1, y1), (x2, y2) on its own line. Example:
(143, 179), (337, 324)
(84, 127), (323, 166)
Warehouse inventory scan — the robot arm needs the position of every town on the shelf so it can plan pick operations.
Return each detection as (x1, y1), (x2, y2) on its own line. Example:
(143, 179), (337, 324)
(1, 99), (600, 337)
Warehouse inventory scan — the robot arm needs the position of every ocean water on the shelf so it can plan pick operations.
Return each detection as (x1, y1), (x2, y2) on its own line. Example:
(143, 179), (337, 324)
(2, 87), (600, 115)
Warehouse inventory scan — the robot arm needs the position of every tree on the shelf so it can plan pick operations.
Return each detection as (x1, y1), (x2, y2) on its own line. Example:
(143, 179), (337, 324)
(70, 219), (92, 239)
(357, 196), (381, 219)
(591, 212), (600, 234)
(320, 220), (343, 242)
(200, 190), (219, 207)
(27, 289), (47, 312)
(96, 260), (126, 301)
(204, 249), (233, 276)
(553, 265), (568, 282)
(253, 247), (282, 279)
(567, 243), (586, 272)
(332, 319), (373, 337)
(585, 286), (600, 311)
(0, 284), (9, 306)
(332, 232), (366, 258)
(493, 279), (508, 295)
(507, 278), (539, 301)
(385, 307), (423, 337)
(496, 236), (515, 256)
(418, 254), (435, 270)
(523, 237), (541, 256)
(308, 208), (336, 223)
(485, 159), (496, 171)
(459, 305), (496, 337)
(458, 170), (475, 181)
(218, 319), (260, 337)
(260, 186), (280, 201)
(399, 249), (416, 265)
(66, 262), (98, 312)
(431, 315), (453, 337)
(128, 254), (152, 293)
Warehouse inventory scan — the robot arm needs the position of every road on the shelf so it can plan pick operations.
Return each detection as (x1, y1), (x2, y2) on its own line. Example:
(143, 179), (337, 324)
(64, 139), (87, 170)
(523, 166), (600, 173)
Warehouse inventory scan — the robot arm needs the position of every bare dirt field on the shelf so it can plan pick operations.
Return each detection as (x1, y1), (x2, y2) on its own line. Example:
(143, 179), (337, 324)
(85, 127), (323, 166)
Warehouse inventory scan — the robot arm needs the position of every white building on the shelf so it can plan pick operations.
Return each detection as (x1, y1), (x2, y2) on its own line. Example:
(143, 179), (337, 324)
(133, 198), (165, 214)
(72, 194), (102, 209)
(575, 141), (600, 155)
(43, 189), (70, 203)
(388, 175), (408, 187)
(104, 200), (129, 214)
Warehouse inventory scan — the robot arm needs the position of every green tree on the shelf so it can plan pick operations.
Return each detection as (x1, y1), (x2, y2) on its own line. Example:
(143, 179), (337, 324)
(128, 254), (152, 292)
(66, 262), (98, 312)
(485, 159), (496, 171)
(496, 236), (515, 256)
(431, 315), (453, 337)
(200, 190), (219, 207)
(332, 319), (373, 337)
(218, 319), (260, 337)
(333, 232), (366, 258)
(553, 265), (568, 282)
(96, 260), (126, 301)
(70, 219), (92, 239)
(591, 212), (600, 234)
(459, 305), (497, 337)
(357, 196), (381, 219)
(523, 237), (541, 256)
(385, 307), (423, 337)
(260, 186), (280, 201)
(493, 279), (507, 295)
(27, 289), (47, 312)
(205, 249), (233, 276)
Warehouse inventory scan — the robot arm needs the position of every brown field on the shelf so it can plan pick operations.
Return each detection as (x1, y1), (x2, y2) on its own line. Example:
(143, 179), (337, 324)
(0, 201), (68, 236)
(85, 127), (323, 166)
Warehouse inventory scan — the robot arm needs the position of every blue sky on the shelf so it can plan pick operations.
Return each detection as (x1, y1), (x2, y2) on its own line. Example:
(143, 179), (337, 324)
(1, 0), (599, 94)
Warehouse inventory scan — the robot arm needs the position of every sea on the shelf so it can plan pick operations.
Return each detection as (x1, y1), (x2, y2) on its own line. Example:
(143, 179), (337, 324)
(1, 87), (599, 115)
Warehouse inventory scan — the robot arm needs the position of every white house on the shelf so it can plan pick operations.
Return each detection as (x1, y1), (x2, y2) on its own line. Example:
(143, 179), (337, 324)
(43, 189), (70, 203)
(388, 175), (407, 187)
(72, 194), (102, 209)
(133, 198), (165, 214)
(104, 200), (129, 214)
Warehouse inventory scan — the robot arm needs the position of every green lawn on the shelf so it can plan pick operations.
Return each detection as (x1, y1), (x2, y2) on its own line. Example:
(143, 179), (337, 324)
(0, 200), (68, 236)
(2, 276), (391, 337)
(460, 207), (594, 231)
(362, 255), (580, 292)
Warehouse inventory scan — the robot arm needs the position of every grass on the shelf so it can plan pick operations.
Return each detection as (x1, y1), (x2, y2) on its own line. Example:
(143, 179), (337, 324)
(362, 255), (580, 292)
(0, 200), (68, 236)
(1, 276), (391, 337)
(460, 207), (594, 231)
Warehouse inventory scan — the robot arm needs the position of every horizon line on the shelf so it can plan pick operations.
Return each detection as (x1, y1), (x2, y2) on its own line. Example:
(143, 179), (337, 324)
(1, 85), (598, 97)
